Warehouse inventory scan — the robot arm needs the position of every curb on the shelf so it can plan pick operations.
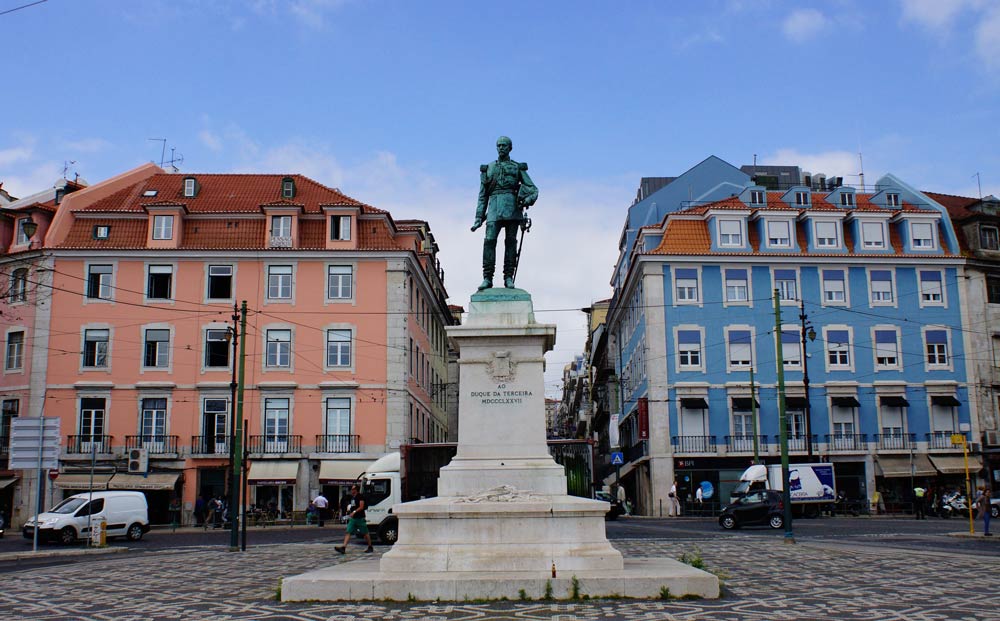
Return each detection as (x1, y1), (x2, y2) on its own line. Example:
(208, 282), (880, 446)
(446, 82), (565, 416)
(0, 546), (129, 562)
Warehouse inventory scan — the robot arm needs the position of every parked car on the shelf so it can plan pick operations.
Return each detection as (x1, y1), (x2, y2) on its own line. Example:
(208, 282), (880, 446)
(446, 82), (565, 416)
(23, 491), (149, 544)
(719, 490), (785, 530)
(594, 490), (626, 520)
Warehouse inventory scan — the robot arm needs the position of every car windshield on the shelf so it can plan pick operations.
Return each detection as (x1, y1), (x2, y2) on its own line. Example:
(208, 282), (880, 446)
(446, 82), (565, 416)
(49, 498), (87, 514)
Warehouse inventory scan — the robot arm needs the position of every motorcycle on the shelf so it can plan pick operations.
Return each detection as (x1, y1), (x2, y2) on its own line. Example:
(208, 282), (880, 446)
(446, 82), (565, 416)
(938, 492), (969, 518)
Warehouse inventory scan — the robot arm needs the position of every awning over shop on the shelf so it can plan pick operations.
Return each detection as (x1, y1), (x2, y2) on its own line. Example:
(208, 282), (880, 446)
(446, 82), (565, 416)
(680, 397), (708, 409)
(731, 397), (760, 410)
(876, 454), (936, 477)
(0, 477), (18, 489)
(108, 473), (180, 491)
(318, 460), (370, 485)
(52, 473), (112, 490)
(831, 396), (861, 408)
(930, 395), (962, 407)
(929, 455), (983, 475)
(248, 460), (299, 486)
(879, 395), (910, 407)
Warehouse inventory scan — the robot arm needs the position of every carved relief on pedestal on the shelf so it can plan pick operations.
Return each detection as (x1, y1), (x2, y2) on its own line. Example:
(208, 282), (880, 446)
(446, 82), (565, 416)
(486, 350), (517, 382)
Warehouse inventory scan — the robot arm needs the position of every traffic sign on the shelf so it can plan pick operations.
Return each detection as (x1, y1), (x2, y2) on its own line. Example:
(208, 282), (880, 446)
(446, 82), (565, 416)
(9, 417), (61, 470)
(48, 469), (60, 481)
(611, 452), (624, 466)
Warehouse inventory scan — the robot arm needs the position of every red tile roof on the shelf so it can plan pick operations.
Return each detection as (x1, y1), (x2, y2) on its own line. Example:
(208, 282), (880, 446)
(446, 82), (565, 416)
(923, 191), (980, 220)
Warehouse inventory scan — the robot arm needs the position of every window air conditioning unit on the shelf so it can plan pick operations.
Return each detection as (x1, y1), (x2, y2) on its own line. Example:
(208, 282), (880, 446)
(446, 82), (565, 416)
(984, 430), (1000, 447)
(127, 448), (149, 474)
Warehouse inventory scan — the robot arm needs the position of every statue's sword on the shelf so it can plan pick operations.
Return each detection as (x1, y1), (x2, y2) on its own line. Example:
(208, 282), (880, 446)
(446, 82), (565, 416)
(510, 213), (532, 285)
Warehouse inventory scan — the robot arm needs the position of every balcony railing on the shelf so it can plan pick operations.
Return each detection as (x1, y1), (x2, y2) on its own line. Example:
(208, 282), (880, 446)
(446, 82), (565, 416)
(874, 433), (916, 451)
(825, 433), (868, 452)
(926, 431), (967, 450)
(191, 435), (231, 456)
(774, 434), (817, 453)
(66, 435), (114, 454)
(623, 439), (648, 463)
(248, 434), (302, 454)
(726, 435), (769, 453)
(125, 435), (179, 454)
(315, 434), (360, 453)
(0, 435), (9, 457)
(672, 435), (717, 453)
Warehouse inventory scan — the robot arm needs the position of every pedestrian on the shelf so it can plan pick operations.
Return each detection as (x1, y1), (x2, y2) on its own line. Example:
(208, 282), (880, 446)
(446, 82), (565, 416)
(696, 486), (703, 504)
(335, 484), (374, 554)
(306, 501), (317, 525)
(977, 488), (992, 537)
(913, 485), (926, 520)
(204, 495), (216, 529)
(212, 496), (224, 529)
(668, 481), (681, 517)
(194, 495), (206, 527)
(339, 490), (352, 521)
(313, 491), (329, 527)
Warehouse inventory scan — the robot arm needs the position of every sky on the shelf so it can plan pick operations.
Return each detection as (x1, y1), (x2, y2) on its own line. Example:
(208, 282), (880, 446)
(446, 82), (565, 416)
(3, 0), (1000, 396)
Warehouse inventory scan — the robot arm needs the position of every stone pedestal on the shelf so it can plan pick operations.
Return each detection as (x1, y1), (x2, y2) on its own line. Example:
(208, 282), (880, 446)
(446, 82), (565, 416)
(282, 289), (719, 601)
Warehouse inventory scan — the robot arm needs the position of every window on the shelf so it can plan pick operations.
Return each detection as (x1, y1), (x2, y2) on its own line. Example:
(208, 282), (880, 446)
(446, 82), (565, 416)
(767, 220), (791, 247)
(9, 268), (27, 303)
(926, 330), (948, 366)
(1, 399), (18, 447)
(326, 329), (352, 367)
(207, 265), (233, 300)
(267, 265), (292, 300)
(5, 331), (24, 370)
(831, 405), (855, 438)
(82, 329), (108, 368)
(183, 177), (197, 197)
(86, 264), (113, 299)
(79, 397), (105, 442)
(264, 397), (289, 440)
(266, 329), (291, 368)
(143, 329), (170, 368)
(870, 270), (893, 304)
(919, 271), (943, 304)
(822, 270), (846, 304)
(911, 222), (934, 248)
(725, 269), (748, 302)
(152, 215), (174, 240)
(142, 189), (158, 197)
(981, 226), (999, 250)
(728, 330), (752, 369)
(750, 190), (765, 205)
(840, 192), (855, 207)
(675, 268), (698, 303)
(718, 219), (742, 246)
(677, 330), (701, 369)
(271, 215), (291, 239)
(16, 219), (31, 245)
(204, 329), (230, 368)
(774, 269), (797, 301)
(827, 330), (850, 367)
(988, 277), (1000, 304)
(325, 397), (352, 450)
(146, 265), (173, 299)
(880, 402), (905, 441)
(886, 193), (900, 208)
(93, 225), (110, 239)
(327, 265), (353, 300)
(781, 330), (801, 368)
(861, 222), (885, 249)
(331, 215), (352, 241)
(794, 191), (809, 206)
(815, 221), (839, 248)
(203, 398), (229, 452)
(874, 330), (898, 368)
(140, 398), (167, 440)
(282, 177), (295, 199)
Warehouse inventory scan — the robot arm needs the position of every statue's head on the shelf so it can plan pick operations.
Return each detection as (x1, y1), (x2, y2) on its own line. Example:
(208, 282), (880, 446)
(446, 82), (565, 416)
(496, 136), (512, 157)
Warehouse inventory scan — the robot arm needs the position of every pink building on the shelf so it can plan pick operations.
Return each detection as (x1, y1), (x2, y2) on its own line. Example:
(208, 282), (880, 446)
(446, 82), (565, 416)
(26, 165), (453, 525)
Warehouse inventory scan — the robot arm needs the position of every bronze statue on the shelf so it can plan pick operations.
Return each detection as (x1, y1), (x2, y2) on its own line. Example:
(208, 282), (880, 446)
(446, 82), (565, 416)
(471, 136), (538, 290)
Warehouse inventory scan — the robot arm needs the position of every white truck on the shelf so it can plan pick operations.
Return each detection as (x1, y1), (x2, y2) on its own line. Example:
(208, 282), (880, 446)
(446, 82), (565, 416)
(731, 463), (836, 518)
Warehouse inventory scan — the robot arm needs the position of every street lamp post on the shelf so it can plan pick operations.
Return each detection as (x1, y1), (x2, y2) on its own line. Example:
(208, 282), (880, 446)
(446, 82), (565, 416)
(775, 290), (794, 542)
(226, 305), (241, 550)
(799, 301), (816, 459)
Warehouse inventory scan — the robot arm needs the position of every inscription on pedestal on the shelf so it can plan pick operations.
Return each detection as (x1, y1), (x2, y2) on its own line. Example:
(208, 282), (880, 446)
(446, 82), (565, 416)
(470, 385), (533, 405)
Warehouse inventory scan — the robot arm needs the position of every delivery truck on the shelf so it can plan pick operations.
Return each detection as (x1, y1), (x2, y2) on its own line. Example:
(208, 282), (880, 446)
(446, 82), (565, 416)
(731, 462), (836, 518)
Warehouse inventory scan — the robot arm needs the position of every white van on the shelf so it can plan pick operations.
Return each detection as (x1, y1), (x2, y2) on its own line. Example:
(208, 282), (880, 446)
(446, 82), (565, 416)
(23, 491), (150, 544)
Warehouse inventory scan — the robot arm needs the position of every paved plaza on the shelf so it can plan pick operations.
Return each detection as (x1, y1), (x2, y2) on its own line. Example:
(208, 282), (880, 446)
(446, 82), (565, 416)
(0, 532), (997, 620)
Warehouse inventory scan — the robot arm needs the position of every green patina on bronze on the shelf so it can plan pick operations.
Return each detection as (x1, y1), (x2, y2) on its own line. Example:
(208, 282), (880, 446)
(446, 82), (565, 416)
(471, 136), (538, 291)
(470, 287), (532, 302)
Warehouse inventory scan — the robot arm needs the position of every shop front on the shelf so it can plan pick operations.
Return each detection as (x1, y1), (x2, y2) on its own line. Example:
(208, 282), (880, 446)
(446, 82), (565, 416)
(874, 454), (936, 512)
(248, 461), (299, 519)
(318, 460), (370, 516)
(928, 454), (984, 494)
(108, 472), (182, 525)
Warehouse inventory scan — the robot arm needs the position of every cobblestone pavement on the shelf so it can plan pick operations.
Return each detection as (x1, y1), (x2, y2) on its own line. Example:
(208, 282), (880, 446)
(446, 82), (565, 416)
(0, 536), (996, 621)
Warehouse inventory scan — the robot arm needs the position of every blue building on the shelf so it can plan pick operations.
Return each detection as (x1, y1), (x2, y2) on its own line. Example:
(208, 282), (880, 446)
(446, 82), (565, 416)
(600, 161), (979, 515)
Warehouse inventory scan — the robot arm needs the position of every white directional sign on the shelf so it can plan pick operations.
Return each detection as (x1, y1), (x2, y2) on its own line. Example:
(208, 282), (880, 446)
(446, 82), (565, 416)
(9, 417), (61, 470)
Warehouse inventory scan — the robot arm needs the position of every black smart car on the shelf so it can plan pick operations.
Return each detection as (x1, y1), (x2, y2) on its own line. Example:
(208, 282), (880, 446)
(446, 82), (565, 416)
(718, 490), (784, 530)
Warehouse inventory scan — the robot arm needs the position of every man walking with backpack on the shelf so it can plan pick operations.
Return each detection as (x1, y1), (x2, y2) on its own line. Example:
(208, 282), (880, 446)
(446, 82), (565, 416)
(335, 485), (374, 554)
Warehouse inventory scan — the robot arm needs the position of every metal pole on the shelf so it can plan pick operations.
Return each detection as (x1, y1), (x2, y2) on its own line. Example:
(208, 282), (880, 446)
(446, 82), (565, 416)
(241, 426), (248, 551)
(88, 435), (96, 547)
(32, 417), (44, 553)
(964, 440), (973, 535)
(774, 289), (793, 542)
(800, 300), (813, 459)
(750, 348), (759, 464)
(229, 303), (240, 550)
(236, 301), (249, 550)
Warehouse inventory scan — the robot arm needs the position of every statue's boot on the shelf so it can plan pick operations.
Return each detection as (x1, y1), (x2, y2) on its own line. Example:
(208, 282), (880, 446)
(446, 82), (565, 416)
(504, 276), (515, 288)
(478, 279), (492, 291)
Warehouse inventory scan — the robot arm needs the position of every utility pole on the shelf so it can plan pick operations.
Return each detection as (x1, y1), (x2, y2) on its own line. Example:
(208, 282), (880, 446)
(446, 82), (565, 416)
(799, 300), (816, 459)
(750, 345), (759, 464)
(229, 301), (248, 550)
(237, 301), (248, 551)
(774, 289), (794, 542)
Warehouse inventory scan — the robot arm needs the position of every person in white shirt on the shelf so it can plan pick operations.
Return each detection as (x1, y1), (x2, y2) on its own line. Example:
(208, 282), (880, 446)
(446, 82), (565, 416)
(312, 492), (329, 527)
(669, 482), (681, 517)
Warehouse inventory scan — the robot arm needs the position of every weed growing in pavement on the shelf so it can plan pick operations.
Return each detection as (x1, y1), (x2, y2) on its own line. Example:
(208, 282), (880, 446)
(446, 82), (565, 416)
(518, 589), (529, 601)
(543, 580), (553, 600)
(659, 586), (671, 600)
(570, 576), (581, 600)
(678, 548), (706, 570)
(407, 593), (417, 602)
(274, 579), (282, 601)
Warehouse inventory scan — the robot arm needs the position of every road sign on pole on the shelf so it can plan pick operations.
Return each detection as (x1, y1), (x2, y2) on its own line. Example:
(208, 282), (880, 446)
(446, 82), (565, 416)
(9, 418), (60, 469)
(611, 452), (624, 466)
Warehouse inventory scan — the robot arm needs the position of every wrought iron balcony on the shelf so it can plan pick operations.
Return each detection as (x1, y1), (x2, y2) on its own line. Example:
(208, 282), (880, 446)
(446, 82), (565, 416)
(825, 433), (868, 452)
(315, 434), (360, 453)
(623, 439), (648, 463)
(0, 435), (9, 457)
(66, 435), (114, 454)
(191, 435), (231, 456)
(926, 431), (967, 450)
(774, 434), (818, 453)
(125, 435), (179, 454)
(874, 433), (916, 451)
(672, 435), (717, 454)
(725, 435), (769, 453)
(248, 434), (302, 454)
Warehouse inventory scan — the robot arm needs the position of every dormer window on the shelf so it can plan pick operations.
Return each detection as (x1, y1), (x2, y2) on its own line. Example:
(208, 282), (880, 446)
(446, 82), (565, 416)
(766, 220), (791, 248)
(15, 218), (31, 245)
(886, 193), (900, 208)
(815, 221), (839, 248)
(794, 191), (810, 206)
(281, 177), (295, 199)
(718, 219), (742, 247)
(331, 215), (352, 241)
(980, 225), (999, 250)
(861, 222), (885, 249)
(911, 222), (935, 249)
(270, 215), (292, 247)
(750, 190), (765, 205)
(840, 193), (855, 207)
(152, 215), (174, 240)
(183, 177), (197, 198)
(94, 225), (110, 240)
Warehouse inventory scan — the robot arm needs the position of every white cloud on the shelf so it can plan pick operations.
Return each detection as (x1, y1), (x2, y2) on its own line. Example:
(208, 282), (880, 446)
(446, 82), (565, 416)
(61, 138), (111, 153)
(899, 0), (971, 30)
(763, 148), (862, 181)
(974, 5), (1000, 71)
(782, 8), (827, 43)
(0, 145), (33, 168)
(198, 130), (223, 152)
(0, 161), (63, 198)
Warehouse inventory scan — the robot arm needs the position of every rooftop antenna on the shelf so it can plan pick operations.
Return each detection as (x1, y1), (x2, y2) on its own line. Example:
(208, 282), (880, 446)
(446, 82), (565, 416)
(148, 138), (167, 167)
(858, 151), (865, 192)
(973, 172), (983, 200)
(62, 160), (76, 180)
(165, 147), (184, 173)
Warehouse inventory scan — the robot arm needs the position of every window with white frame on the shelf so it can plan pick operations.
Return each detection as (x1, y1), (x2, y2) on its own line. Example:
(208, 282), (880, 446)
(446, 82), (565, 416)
(79, 397), (105, 442)
(140, 398), (167, 440)
(266, 329), (291, 368)
(826, 330), (851, 367)
(202, 398), (229, 452)
(981, 225), (999, 250)
(874, 330), (899, 369)
(325, 397), (352, 451)
(267, 265), (293, 300)
(5, 331), (24, 370)
(86, 264), (113, 300)
(886, 193), (900, 207)
(204, 329), (230, 367)
(675, 268), (698, 303)
(840, 192), (854, 207)
(750, 190), (765, 205)
(869, 270), (893, 304)
(919, 270), (943, 304)
(264, 397), (289, 440)
(911, 222), (935, 248)
(183, 177), (196, 197)
(815, 221), (839, 248)
(774, 269), (797, 301)
(9, 268), (27, 303)
(147, 265), (173, 299)
(152, 215), (174, 240)
(271, 215), (291, 238)
(207, 265), (233, 300)
(725, 268), (749, 302)
(82, 329), (108, 368)
(781, 330), (801, 368)
(925, 330), (948, 366)
(831, 403), (856, 437)
(822, 269), (846, 303)
(143, 329), (170, 368)
(861, 221), (885, 249)
(326, 329), (352, 367)
(794, 191), (809, 206)
(327, 265), (353, 300)
(331, 215), (352, 241)
(879, 401), (906, 440)
(718, 219), (742, 247)
(767, 220), (791, 248)
(16, 218), (32, 245)
(677, 330), (702, 369)
(727, 330), (752, 369)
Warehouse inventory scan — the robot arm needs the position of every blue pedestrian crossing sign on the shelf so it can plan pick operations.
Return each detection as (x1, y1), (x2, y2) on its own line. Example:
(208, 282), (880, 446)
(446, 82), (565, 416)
(611, 452), (624, 465)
